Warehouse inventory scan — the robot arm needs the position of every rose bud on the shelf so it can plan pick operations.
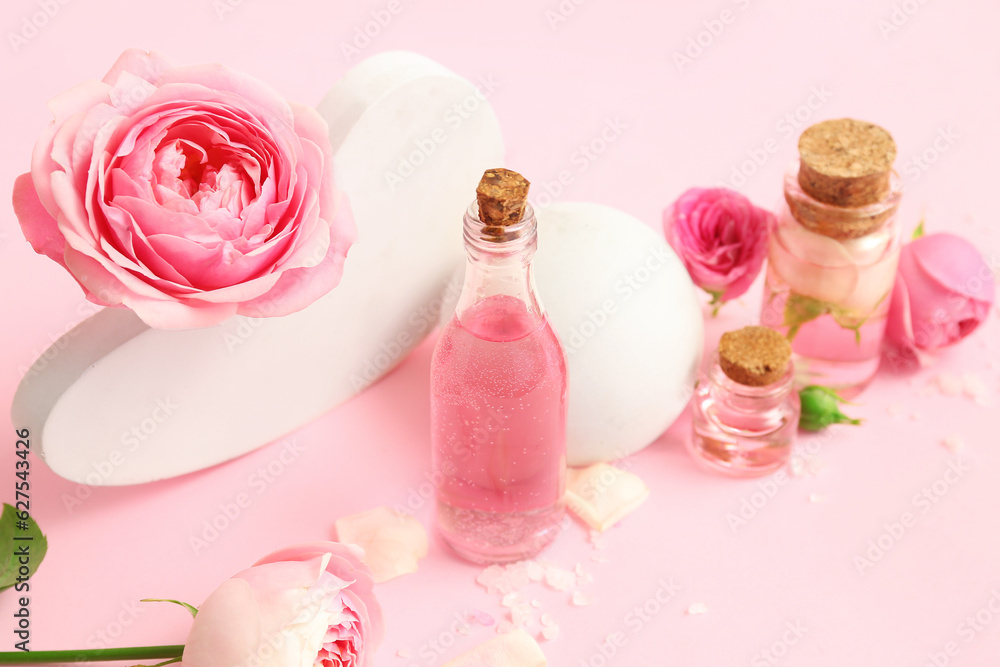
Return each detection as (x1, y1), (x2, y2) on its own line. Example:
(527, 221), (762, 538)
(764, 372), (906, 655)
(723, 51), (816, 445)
(798, 385), (862, 431)
(885, 231), (995, 366)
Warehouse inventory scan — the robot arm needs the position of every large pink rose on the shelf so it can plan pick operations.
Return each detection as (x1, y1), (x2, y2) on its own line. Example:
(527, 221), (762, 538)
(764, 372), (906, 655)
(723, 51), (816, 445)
(12, 49), (354, 329)
(663, 187), (771, 307)
(182, 542), (385, 667)
(885, 232), (995, 365)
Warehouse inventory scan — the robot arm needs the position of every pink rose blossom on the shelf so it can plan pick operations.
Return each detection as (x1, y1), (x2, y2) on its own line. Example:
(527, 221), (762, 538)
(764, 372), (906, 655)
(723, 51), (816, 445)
(885, 232), (995, 364)
(12, 49), (354, 329)
(182, 542), (385, 667)
(663, 187), (771, 307)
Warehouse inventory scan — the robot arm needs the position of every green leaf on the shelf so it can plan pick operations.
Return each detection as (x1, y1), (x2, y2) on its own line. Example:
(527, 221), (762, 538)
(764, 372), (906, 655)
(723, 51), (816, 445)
(912, 216), (925, 240)
(0, 503), (48, 591)
(140, 598), (198, 617)
(783, 293), (830, 341)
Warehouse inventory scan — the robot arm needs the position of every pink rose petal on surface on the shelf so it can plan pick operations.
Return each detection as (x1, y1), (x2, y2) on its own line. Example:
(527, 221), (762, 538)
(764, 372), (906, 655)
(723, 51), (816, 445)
(565, 463), (650, 532)
(441, 628), (547, 667)
(334, 507), (428, 584)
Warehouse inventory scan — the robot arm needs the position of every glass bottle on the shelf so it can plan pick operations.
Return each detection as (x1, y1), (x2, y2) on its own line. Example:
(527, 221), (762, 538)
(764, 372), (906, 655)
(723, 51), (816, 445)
(431, 169), (567, 564)
(760, 118), (902, 396)
(688, 326), (799, 477)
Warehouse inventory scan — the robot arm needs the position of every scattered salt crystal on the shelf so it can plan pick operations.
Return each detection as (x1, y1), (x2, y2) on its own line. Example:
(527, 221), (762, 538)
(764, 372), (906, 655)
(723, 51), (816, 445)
(574, 563), (586, 575)
(809, 493), (827, 503)
(501, 593), (520, 608)
(571, 591), (592, 606)
(936, 372), (963, 396)
(544, 565), (576, 592)
(963, 374), (990, 404)
(457, 624), (470, 636)
(686, 602), (709, 615)
(525, 560), (545, 582)
(789, 457), (807, 478)
(531, 599), (542, 608)
(806, 457), (826, 475)
(540, 613), (557, 627)
(476, 565), (507, 594)
(540, 624), (560, 641)
(941, 435), (965, 453)
(511, 605), (532, 627)
(591, 554), (608, 564)
(506, 562), (530, 591)
(886, 404), (905, 417)
(397, 648), (412, 659)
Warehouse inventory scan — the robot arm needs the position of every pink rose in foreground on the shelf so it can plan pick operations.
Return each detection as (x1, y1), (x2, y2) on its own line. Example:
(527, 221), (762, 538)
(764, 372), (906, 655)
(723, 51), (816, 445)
(885, 232), (995, 365)
(182, 542), (384, 667)
(663, 187), (771, 309)
(13, 49), (354, 329)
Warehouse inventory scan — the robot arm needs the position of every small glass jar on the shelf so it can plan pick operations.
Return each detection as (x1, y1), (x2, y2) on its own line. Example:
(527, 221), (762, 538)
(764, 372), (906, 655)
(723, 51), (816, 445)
(688, 328), (800, 477)
(760, 119), (902, 396)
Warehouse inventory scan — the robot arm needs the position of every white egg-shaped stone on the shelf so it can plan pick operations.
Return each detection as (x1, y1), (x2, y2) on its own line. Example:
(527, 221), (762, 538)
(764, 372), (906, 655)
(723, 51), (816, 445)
(534, 202), (702, 465)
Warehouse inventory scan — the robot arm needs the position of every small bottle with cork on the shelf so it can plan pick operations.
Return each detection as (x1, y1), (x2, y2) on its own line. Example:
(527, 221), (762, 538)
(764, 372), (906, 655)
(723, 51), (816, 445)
(430, 168), (568, 564)
(761, 118), (902, 395)
(688, 326), (800, 476)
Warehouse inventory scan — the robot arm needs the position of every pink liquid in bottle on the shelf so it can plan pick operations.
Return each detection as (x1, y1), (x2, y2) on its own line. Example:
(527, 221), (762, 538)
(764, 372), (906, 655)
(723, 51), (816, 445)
(431, 294), (567, 564)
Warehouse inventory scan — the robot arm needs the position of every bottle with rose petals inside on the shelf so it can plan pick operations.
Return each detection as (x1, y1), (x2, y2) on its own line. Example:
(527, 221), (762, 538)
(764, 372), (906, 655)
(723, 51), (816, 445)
(689, 326), (799, 477)
(761, 118), (902, 396)
(431, 168), (567, 564)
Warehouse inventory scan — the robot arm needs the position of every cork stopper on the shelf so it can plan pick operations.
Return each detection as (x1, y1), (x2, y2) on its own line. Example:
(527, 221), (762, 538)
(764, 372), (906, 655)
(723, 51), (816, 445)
(718, 326), (792, 387)
(476, 168), (530, 238)
(790, 119), (898, 240)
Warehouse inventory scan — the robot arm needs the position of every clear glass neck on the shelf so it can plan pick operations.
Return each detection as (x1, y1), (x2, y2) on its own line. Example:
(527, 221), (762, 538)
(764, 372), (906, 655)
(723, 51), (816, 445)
(705, 352), (794, 412)
(454, 201), (543, 322)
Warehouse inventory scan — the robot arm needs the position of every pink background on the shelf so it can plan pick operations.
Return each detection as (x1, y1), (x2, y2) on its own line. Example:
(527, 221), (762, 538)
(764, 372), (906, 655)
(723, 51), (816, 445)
(2, 1), (1000, 665)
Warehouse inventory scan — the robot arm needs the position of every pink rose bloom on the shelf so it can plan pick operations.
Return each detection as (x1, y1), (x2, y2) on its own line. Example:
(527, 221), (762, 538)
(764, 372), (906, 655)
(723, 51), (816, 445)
(183, 542), (385, 667)
(885, 232), (995, 364)
(663, 187), (771, 306)
(12, 49), (354, 329)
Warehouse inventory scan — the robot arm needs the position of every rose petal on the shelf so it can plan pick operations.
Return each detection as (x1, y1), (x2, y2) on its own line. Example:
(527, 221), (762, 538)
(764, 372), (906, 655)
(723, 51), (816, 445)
(441, 628), (547, 667)
(334, 507), (429, 584)
(565, 463), (649, 532)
